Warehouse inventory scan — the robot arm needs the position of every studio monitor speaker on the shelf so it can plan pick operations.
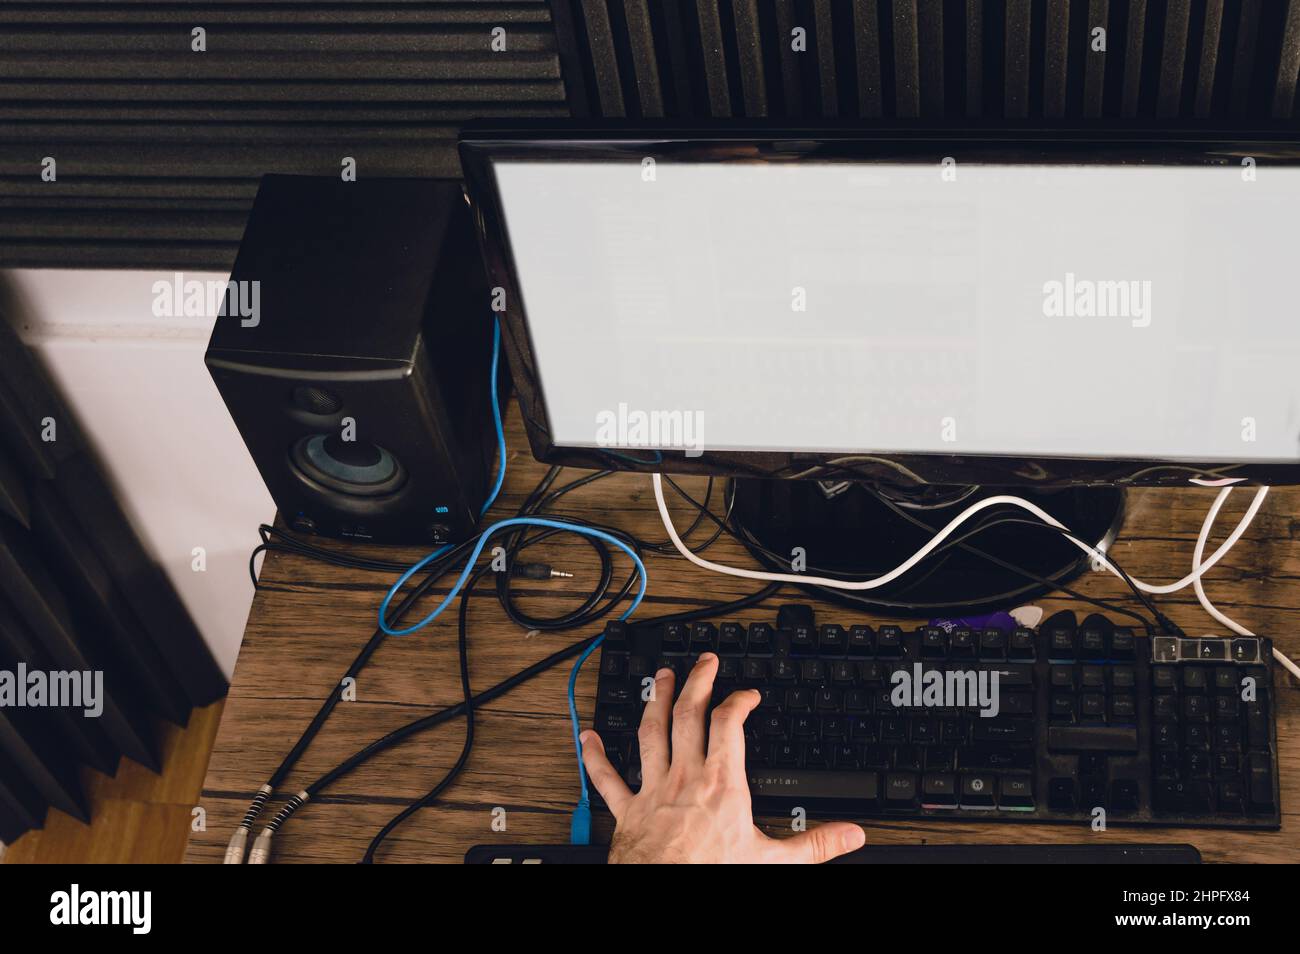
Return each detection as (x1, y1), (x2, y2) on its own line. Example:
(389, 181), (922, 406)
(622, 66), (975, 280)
(206, 175), (503, 545)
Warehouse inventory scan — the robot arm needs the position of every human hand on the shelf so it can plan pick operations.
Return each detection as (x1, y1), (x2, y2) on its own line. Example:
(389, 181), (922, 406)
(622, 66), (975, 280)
(580, 651), (867, 863)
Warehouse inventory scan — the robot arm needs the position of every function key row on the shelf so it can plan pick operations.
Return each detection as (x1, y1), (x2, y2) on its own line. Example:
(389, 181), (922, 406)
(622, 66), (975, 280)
(637, 622), (1040, 659)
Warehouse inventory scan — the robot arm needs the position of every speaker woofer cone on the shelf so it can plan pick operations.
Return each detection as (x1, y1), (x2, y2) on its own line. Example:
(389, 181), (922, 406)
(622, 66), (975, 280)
(290, 434), (406, 497)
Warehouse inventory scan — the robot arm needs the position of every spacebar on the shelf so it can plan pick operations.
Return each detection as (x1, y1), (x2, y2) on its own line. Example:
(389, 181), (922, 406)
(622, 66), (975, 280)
(748, 771), (879, 801)
(1048, 726), (1138, 753)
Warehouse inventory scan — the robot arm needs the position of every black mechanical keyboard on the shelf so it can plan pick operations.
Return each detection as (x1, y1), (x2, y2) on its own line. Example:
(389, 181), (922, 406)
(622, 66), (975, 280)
(591, 605), (1281, 829)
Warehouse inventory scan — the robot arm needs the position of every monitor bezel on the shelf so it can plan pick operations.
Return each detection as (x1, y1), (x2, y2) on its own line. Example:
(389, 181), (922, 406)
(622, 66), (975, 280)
(459, 123), (1300, 489)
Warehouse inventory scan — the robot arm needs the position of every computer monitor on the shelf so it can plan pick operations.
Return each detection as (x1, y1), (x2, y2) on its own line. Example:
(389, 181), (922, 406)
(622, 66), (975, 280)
(459, 125), (1300, 612)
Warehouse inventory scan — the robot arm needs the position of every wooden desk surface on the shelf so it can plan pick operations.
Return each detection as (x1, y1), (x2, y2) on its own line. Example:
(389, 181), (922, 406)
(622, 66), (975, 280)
(185, 408), (1300, 863)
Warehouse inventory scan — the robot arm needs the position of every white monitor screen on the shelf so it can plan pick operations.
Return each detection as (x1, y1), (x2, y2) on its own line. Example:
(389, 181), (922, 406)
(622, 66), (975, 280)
(493, 159), (1300, 462)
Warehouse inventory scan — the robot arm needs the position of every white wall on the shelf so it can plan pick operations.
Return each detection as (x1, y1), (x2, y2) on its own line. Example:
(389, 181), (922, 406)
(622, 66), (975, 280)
(4, 269), (274, 678)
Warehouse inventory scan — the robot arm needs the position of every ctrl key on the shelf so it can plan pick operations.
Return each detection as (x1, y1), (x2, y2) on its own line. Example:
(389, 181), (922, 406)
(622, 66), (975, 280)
(999, 775), (1035, 810)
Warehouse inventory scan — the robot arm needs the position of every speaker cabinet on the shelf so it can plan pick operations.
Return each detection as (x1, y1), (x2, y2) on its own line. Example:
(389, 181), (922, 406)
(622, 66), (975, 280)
(206, 175), (500, 545)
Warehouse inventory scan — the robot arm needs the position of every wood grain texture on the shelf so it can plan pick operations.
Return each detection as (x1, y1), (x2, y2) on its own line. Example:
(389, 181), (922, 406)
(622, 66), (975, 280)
(186, 407), (1300, 863)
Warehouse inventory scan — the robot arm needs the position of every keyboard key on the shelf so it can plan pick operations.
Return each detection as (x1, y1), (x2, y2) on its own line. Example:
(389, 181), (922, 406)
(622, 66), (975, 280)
(814, 688), (841, 712)
(960, 744), (1032, 772)
(834, 744), (860, 769)
(1218, 780), (1245, 813)
(1111, 779), (1139, 812)
(747, 623), (774, 654)
(748, 770), (880, 803)
(848, 715), (875, 741)
(718, 622), (746, 655)
(999, 775), (1034, 809)
(862, 744), (891, 769)
(847, 625), (875, 655)
(1198, 639), (1226, 660)
(921, 627), (947, 657)
(771, 658), (797, 682)
(1009, 628), (1036, 659)
(1110, 693), (1136, 722)
(1231, 639), (1259, 662)
(1000, 692), (1033, 716)
(876, 626), (904, 656)
(597, 708), (634, 733)
(1248, 754), (1275, 812)
(921, 773), (957, 806)
(786, 688), (812, 711)
(599, 683), (634, 705)
(1047, 627), (1075, 659)
(661, 623), (688, 652)
(925, 746), (955, 771)
(790, 626), (817, 656)
(690, 623), (716, 653)
(602, 621), (629, 649)
(859, 661), (885, 686)
(1047, 726), (1138, 753)
(800, 660), (826, 684)
(1048, 778), (1077, 812)
(979, 664), (1033, 687)
(978, 629), (1006, 658)
(884, 772), (918, 807)
(818, 625), (847, 655)
(973, 719), (1034, 744)
(894, 745), (923, 771)
(961, 774), (996, 807)
(1078, 627), (1106, 659)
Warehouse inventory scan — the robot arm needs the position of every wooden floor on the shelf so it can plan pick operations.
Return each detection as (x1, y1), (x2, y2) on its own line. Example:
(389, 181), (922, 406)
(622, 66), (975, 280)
(3, 700), (224, 864)
(184, 405), (1300, 864)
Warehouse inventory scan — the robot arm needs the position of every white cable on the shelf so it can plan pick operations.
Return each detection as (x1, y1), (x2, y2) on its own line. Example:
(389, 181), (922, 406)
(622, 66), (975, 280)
(1138, 486), (1269, 594)
(1190, 488), (1300, 681)
(655, 473), (1297, 682)
(651, 473), (1264, 595)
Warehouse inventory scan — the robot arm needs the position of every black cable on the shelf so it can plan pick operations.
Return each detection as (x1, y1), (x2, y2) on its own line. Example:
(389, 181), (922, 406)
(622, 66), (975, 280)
(641, 477), (714, 553)
(242, 466), (602, 825)
(298, 580), (784, 852)
(856, 484), (1173, 633)
(361, 556), (485, 863)
(242, 465), (661, 851)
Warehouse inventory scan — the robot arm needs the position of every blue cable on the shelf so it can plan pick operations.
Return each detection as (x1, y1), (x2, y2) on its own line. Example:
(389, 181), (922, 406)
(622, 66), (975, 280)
(378, 317), (638, 844)
(479, 316), (506, 518)
(376, 518), (648, 843)
(377, 319), (506, 626)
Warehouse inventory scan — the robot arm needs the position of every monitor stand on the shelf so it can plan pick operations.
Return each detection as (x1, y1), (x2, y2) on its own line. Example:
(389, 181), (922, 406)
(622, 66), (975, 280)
(728, 479), (1125, 617)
